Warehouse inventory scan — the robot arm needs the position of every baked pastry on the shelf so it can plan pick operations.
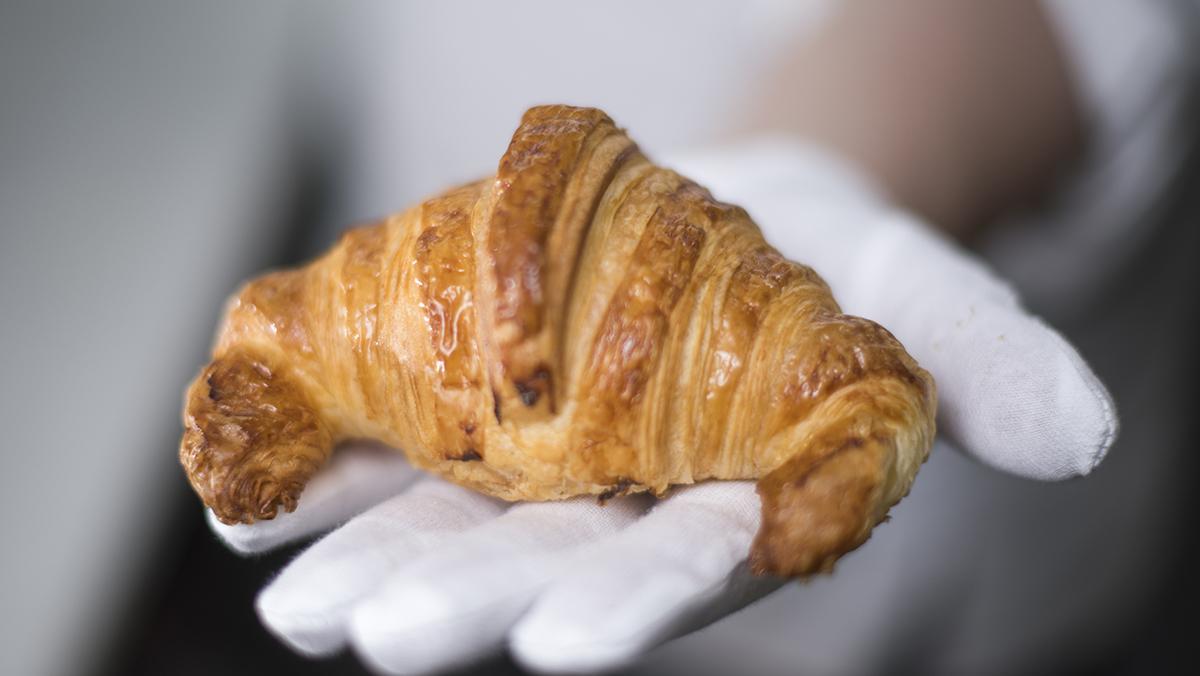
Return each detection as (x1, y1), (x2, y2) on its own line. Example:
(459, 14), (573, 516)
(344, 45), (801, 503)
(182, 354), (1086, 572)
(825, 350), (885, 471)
(180, 105), (936, 577)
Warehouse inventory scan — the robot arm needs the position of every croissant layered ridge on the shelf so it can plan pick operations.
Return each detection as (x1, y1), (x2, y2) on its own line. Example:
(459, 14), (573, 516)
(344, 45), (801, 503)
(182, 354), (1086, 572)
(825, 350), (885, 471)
(180, 105), (936, 577)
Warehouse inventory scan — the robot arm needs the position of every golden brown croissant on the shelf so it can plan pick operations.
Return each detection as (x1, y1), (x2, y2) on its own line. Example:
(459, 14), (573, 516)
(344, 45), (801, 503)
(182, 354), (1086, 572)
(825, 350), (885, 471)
(180, 105), (936, 577)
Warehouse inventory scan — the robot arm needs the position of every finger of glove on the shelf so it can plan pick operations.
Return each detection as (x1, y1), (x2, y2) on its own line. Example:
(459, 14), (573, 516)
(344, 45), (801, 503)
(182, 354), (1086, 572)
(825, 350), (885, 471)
(255, 477), (505, 657)
(832, 213), (1117, 479)
(510, 482), (780, 674)
(670, 141), (1116, 480)
(761, 204), (1117, 480)
(207, 444), (421, 555)
(348, 495), (651, 675)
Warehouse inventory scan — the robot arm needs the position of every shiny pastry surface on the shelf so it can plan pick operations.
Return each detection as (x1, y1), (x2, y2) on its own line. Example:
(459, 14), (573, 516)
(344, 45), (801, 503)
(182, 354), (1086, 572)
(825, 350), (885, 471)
(180, 105), (936, 577)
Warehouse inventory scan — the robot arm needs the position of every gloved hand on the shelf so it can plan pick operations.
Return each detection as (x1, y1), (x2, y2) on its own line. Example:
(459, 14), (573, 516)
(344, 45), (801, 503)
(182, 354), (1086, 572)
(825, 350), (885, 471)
(208, 139), (1117, 675)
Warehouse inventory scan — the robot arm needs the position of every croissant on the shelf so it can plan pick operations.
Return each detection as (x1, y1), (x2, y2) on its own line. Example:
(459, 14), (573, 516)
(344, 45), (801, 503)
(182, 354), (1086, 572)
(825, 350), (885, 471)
(180, 105), (935, 577)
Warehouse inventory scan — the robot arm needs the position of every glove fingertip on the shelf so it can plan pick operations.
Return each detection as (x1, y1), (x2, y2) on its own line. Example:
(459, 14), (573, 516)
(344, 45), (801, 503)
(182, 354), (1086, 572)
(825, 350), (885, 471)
(1050, 324), (1119, 477)
(206, 509), (285, 555)
(255, 582), (349, 658)
(509, 616), (642, 676)
(944, 316), (1119, 482)
(349, 583), (482, 676)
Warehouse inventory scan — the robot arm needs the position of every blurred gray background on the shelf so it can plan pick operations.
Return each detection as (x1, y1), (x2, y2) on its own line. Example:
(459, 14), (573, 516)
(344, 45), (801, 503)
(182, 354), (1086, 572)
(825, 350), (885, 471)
(1, 2), (1197, 675)
(1, 3), (293, 675)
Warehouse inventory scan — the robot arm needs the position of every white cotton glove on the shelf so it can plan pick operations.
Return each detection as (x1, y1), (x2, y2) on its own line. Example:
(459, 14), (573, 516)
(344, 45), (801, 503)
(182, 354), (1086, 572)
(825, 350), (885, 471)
(208, 139), (1116, 674)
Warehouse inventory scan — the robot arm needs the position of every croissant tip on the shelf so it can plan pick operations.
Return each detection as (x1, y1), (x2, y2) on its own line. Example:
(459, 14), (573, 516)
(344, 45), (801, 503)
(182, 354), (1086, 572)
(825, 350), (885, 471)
(180, 347), (333, 525)
(748, 541), (838, 579)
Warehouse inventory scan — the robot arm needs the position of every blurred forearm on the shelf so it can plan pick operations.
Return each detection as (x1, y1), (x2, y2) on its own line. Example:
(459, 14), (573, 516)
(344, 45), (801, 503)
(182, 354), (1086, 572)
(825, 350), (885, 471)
(748, 0), (1085, 238)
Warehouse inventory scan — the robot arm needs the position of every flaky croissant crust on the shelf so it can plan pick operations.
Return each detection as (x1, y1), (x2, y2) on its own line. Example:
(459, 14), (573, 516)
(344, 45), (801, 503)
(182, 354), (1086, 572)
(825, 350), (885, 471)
(180, 105), (935, 577)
